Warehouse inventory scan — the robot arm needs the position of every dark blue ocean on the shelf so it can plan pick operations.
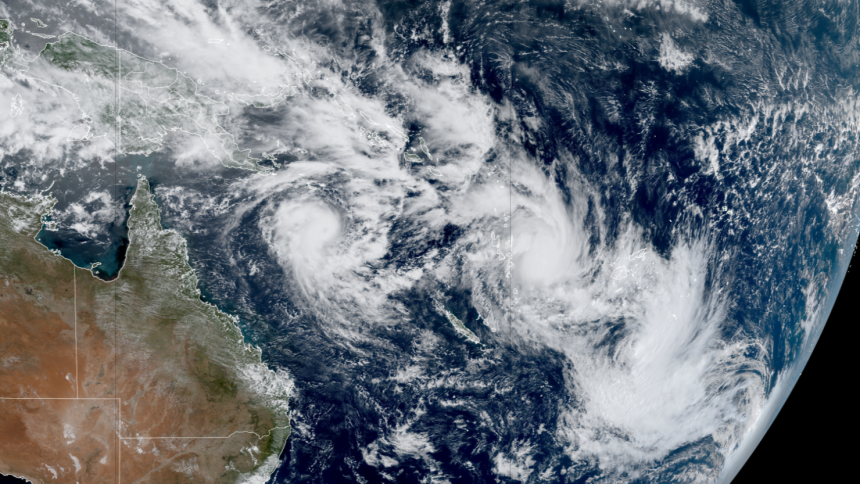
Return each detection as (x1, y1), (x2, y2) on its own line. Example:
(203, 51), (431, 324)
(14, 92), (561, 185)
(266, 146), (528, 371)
(6, 0), (857, 482)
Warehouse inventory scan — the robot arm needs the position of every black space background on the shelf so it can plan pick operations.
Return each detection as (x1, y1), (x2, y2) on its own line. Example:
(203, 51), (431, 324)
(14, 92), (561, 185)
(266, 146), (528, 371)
(731, 235), (858, 483)
(1, 247), (856, 484)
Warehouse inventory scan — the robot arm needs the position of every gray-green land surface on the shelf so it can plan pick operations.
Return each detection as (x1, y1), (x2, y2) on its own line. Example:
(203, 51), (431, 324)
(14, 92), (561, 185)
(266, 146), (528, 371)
(1, 22), (272, 171)
(0, 177), (290, 483)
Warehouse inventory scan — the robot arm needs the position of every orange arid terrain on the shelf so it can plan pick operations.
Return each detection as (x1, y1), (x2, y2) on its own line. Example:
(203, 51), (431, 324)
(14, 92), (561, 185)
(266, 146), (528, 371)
(0, 177), (290, 484)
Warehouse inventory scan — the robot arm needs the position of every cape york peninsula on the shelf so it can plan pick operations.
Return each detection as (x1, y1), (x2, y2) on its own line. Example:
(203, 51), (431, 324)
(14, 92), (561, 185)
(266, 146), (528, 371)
(0, 177), (290, 484)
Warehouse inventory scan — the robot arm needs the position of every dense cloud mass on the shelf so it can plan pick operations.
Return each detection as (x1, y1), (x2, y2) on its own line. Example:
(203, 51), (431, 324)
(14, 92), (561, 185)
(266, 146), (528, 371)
(1, 0), (859, 482)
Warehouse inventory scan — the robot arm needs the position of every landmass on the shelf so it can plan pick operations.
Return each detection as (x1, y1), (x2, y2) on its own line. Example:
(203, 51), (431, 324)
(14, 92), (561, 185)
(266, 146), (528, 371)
(0, 20), (275, 171)
(440, 305), (480, 345)
(0, 19), (12, 64)
(0, 177), (290, 483)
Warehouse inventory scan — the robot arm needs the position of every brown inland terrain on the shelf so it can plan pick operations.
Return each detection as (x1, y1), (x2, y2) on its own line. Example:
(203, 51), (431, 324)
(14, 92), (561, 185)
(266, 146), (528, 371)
(0, 177), (290, 484)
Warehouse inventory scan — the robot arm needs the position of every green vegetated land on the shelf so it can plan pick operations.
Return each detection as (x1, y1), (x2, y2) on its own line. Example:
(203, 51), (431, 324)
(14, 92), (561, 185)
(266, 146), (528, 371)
(0, 19), (13, 64)
(121, 174), (290, 439)
(445, 310), (481, 344)
(0, 19), (10, 43)
(2, 27), (265, 171)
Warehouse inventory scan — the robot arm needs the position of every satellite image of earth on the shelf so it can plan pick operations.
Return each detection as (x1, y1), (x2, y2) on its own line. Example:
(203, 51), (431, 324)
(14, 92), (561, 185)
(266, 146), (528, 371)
(0, 0), (858, 483)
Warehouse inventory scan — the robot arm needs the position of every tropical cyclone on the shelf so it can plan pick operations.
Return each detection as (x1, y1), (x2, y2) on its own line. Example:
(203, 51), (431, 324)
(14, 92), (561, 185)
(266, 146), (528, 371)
(0, 177), (290, 484)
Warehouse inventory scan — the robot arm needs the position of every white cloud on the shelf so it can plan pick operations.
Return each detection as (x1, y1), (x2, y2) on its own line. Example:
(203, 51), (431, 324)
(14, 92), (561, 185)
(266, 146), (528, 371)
(60, 190), (116, 239)
(592, 0), (709, 22)
(0, 1), (809, 479)
(658, 32), (694, 74)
